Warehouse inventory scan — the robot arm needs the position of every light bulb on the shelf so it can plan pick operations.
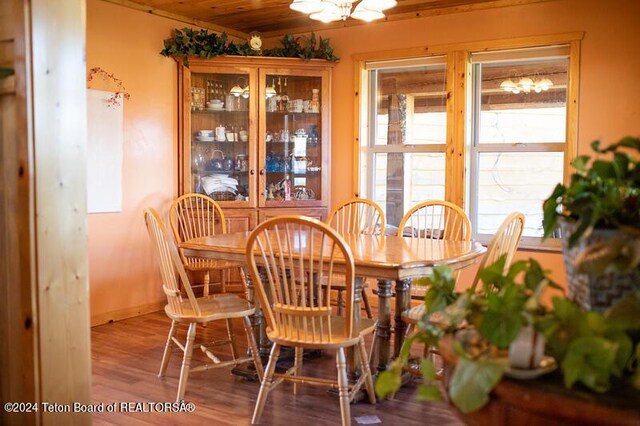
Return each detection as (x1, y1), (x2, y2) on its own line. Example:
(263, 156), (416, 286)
(230, 85), (243, 97)
(518, 77), (534, 92)
(539, 78), (553, 91)
(289, 0), (324, 14)
(500, 79), (516, 92)
(310, 3), (342, 22)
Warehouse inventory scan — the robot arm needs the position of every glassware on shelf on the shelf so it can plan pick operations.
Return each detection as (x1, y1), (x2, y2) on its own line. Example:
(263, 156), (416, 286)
(310, 88), (320, 113)
(190, 87), (206, 111)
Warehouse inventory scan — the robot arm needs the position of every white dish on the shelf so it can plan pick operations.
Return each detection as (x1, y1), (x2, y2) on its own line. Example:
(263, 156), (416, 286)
(196, 136), (215, 142)
(504, 355), (557, 379)
(207, 107), (225, 111)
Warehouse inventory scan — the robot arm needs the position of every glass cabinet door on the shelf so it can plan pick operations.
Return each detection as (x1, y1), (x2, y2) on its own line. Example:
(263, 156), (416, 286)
(187, 69), (255, 206)
(259, 70), (328, 207)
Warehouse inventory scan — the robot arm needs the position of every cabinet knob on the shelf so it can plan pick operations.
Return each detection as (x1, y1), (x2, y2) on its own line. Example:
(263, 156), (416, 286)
(259, 169), (265, 175)
(250, 169), (255, 175)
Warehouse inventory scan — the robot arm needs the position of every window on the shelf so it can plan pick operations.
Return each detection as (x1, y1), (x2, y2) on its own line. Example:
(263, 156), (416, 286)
(356, 36), (580, 249)
(360, 57), (448, 227)
(469, 46), (570, 247)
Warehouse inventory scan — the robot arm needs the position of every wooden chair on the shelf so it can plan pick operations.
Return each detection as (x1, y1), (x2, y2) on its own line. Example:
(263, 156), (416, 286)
(144, 208), (263, 402)
(170, 193), (244, 296)
(325, 198), (386, 319)
(398, 200), (471, 300)
(401, 211), (525, 335)
(398, 200), (471, 241)
(246, 216), (376, 426)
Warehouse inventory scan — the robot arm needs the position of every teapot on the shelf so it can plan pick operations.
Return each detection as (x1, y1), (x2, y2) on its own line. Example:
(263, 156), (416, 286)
(209, 150), (224, 171)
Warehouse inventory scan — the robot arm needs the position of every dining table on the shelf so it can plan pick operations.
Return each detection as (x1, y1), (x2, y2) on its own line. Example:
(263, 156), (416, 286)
(181, 230), (486, 378)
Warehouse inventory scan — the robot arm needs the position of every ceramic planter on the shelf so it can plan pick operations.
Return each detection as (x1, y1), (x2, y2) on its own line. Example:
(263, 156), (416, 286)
(559, 219), (640, 311)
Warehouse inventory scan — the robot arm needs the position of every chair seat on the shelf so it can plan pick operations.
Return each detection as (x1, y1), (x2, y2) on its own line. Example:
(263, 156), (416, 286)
(401, 304), (447, 326)
(165, 293), (254, 323)
(267, 317), (376, 350)
(184, 256), (243, 272)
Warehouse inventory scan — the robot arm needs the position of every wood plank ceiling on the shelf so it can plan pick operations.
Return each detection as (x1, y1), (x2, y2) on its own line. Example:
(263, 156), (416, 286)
(106, 0), (554, 39)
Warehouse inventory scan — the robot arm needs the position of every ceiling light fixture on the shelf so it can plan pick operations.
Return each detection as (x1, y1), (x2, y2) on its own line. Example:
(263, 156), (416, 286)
(290, 0), (396, 23)
(500, 77), (554, 94)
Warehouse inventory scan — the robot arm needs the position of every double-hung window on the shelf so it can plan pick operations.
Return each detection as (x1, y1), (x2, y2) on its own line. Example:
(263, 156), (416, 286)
(359, 57), (448, 227)
(356, 37), (578, 249)
(468, 46), (570, 247)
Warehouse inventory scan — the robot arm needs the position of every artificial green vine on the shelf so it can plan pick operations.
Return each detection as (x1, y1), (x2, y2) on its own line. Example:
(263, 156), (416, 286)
(160, 28), (338, 67)
(0, 67), (14, 78)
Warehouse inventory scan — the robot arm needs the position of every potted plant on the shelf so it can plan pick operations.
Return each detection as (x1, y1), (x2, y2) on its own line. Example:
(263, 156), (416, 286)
(542, 136), (640, 311)
(375, 258), (640, 414)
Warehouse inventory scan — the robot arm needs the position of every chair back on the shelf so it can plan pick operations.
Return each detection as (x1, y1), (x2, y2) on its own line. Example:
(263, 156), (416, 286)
(326, 197), (385, 236)
(398, 200), (471, 242)
(471, 212), (525, 291)
(170, 193), (227, 263)
(144, 208), (200, 316)
(246, 216), (356, 344)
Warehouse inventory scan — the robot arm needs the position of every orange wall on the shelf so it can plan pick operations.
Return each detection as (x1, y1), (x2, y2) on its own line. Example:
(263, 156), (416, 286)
(86, 0), (640, 320)
(87, 0), (179, 323)
(301, 0), (640, 285)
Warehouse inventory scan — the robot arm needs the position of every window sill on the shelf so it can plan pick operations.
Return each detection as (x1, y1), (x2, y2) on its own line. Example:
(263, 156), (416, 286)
(474, 234), (563, 253)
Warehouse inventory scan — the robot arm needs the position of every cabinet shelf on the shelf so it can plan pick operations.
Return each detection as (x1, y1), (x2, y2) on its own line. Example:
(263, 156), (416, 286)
(266, 111), (320, 116)
(194, 169), (248, 175)
(192, 109), (249, 114)
(179, 58), (331, 221)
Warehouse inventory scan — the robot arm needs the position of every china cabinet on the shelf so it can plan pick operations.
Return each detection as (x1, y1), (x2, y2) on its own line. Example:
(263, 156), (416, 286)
(178, 56), (333, 231)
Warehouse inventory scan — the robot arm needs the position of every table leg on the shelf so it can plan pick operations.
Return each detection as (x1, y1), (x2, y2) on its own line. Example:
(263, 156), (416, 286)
(347, 276), (364, 379)
(394, 279), (411, 358)
(231, 266), (269, 380)
(373, 279), (392, 373)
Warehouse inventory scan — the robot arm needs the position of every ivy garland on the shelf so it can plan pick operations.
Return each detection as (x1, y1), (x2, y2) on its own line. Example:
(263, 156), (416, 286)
(160, 28), (338, 67)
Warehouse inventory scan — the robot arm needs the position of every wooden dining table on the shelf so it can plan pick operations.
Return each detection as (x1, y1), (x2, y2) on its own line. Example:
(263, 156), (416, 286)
(181, 231), (486, 376)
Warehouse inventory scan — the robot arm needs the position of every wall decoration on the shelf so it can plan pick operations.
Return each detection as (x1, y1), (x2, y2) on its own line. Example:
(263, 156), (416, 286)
(160, 28), (339, 67)
(87, 89), (124, 213)
(87, 67), (131, 107)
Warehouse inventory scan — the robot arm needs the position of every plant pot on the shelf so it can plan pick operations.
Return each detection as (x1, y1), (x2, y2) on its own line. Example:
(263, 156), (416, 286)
(559, 219), (640, 311)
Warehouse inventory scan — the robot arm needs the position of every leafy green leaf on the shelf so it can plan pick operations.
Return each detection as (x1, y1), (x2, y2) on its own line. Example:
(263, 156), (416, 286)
(417, 384), (442, 401)
(375, 359), (403, 399)
(571, 155), (591, 172)
(606, 292), (640, 330)
(450, 357), (506, 413)
(420, 358), (437, 381)
(562, 336), (617, 392)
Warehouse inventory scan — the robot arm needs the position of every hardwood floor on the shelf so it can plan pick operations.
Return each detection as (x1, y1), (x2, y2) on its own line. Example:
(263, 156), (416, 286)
(91, 311), (463, 425)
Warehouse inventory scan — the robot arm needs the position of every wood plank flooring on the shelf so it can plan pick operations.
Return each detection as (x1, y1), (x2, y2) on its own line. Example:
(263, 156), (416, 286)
(91, 311), (463, 425)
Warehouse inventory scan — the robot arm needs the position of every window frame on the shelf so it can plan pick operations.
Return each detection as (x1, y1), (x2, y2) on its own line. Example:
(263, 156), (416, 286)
(362, 58), (449, 215)
(353, 33), (582, 251)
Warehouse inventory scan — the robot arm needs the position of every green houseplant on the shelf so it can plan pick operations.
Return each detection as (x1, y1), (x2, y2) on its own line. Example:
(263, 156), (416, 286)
(376, 258), (640, 414)
(542, 136), (640, 310)
(160, 28), (338, 67)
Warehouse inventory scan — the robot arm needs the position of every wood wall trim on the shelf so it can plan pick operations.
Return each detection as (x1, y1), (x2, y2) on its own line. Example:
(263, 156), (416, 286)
(31, 0), (92, 423)
(565, 40), (581, 185)
(99, 0), (249, 40)
(352, 32), (584, 62)
(0, 0), (38, 423)
(445, 51), (469, 208)
(91, 301), (166, 327)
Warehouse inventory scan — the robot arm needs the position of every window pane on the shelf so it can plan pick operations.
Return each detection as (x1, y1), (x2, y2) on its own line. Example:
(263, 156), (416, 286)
(373, 65), (447, 146)
(477, 152), (564, 237)
(479, 59), (568, 144)
(373, 153), (445, 226)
